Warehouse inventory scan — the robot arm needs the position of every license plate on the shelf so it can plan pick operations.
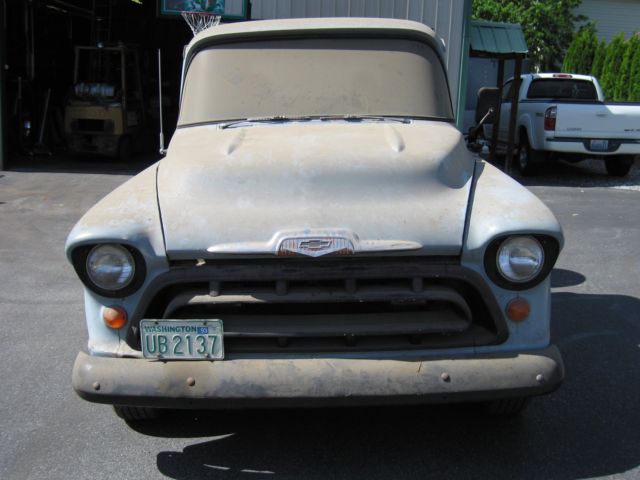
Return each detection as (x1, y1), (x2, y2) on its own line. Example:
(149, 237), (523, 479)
(140, 319), (224, 360)
(590, 139), (608, 151)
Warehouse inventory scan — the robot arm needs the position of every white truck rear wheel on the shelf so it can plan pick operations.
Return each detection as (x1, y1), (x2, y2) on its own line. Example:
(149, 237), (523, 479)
(517, 134), (546, 176)
(605, 155), (634, 177)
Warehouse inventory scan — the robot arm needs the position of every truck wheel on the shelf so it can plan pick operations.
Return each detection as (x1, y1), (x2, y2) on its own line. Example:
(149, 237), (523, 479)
(605, 155), (634, 177)
(483, 397), (530, 416)
(516, 135), (545, 176)
(113, 405), (159, 421)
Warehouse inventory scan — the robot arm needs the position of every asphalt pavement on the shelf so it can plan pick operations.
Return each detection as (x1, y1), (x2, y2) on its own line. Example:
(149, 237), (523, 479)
(0, 154), (638, 480)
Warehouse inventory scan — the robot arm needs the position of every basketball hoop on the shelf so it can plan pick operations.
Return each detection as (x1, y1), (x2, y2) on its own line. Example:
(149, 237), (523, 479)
(181, 11), (221, 36)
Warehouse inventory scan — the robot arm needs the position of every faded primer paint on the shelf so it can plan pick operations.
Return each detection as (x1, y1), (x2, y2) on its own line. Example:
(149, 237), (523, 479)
(66, 18), (564, 410)
(158, 121), (474, 260)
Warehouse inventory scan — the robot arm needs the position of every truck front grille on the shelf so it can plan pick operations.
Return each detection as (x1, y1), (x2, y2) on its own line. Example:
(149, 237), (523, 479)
(128, 257), (505, 353)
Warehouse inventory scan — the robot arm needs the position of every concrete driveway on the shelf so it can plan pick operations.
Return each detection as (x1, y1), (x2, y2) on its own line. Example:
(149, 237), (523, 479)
(0, 155), (638, 480)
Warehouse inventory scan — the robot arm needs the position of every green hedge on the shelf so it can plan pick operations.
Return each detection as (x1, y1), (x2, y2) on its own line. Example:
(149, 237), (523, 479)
(602, 34), (626, 99)
(562, 23), (597, 74)
(563, 28), (640, 100)
(630, 41), (640, 101)
(591, 39), (606, 80)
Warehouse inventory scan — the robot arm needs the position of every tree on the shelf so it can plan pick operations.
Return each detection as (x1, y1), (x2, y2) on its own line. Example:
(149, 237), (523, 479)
(615, 34), (640, 101)
(591, 39), (607, 80)
(563, 31), (580, 73)
(600, 33), (626, 99)
(472, 0), (584, 71)
(629, 36), (640, 101)
(563, 22), (598, 74)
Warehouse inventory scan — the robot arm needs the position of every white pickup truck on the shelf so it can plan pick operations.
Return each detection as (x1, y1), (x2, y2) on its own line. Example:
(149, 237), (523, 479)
(497, 73), (640, 176)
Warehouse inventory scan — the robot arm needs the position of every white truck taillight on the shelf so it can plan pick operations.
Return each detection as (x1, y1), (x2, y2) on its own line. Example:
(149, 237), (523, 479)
(544, 106), (557, 131)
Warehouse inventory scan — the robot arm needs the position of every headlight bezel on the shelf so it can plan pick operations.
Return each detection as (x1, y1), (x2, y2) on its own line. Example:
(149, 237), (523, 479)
(484, 234), (560, 291)
(71, 243), (146, 298)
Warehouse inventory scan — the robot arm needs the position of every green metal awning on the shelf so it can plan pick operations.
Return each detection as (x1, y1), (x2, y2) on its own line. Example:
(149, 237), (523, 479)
(470, 20), (528, 58)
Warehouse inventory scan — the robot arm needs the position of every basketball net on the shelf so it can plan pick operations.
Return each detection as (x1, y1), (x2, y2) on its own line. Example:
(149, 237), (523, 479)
(181, 11), (221, 36)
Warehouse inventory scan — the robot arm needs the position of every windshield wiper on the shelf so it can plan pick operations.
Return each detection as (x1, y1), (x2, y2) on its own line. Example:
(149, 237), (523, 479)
(218, 114), (411, 130)
(219, 115), (315, 129)
(319, 115), (411, 124)
(218, 114), (414, 129)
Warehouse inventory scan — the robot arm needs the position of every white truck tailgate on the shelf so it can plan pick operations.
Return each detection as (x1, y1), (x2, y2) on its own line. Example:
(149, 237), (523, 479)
(555, 103), (640, 139)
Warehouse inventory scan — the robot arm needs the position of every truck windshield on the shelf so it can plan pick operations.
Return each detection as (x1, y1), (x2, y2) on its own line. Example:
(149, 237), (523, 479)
(178, 37), (453, 126)
(527, 79), (597, 100)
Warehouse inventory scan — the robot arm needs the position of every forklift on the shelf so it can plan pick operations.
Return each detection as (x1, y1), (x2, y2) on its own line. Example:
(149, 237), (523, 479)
(64, 43), (145, 160)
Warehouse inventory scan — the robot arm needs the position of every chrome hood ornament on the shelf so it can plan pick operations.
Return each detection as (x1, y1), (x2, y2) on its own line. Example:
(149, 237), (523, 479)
(278, 236), (354, 257)
(207, 229), (422, 257)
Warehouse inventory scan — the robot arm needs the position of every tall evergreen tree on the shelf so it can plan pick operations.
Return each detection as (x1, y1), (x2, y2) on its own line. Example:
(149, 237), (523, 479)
(615, 35), (639, 100)
(563, 30), (581, 72)
(600, 33), (626, 99)
(578, 24), (598, 74)
(628, 35), (640, 101)
(563, 22), (598, 74)
(591, 39), (607, 80)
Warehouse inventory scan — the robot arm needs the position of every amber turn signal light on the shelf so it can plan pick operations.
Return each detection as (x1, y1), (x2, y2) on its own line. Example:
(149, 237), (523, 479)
(103, 306), (128, 329)
(506, 298), (530, 322)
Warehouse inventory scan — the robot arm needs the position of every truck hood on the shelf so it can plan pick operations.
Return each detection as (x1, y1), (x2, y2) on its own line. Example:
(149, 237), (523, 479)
(157, 121), (474, 260)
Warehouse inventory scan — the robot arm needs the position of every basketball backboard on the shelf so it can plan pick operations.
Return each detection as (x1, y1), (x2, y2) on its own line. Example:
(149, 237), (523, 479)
(158, 0), (249, 20)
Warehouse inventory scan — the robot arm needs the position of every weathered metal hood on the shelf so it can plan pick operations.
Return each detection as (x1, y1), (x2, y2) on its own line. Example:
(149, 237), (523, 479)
(157, 121), (474, 260)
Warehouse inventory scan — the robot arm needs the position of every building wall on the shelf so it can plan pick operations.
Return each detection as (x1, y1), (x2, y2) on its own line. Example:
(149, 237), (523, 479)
(0, 2), (5, 170)
(576, 0), (640, 41)
(248, 0), (469, 121)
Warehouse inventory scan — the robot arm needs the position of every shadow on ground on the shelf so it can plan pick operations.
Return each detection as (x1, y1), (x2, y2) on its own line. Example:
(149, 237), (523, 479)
(7, 152), (160, 176)
(497, 155), (640, 189)
(127, 286), (640, 480)
(550, 268), (586, 288)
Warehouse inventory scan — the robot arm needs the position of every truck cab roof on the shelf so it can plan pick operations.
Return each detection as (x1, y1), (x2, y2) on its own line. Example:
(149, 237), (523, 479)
(185, 17), (445, 61)
(525, 73), (596, 82)
(505, 73), (598, 83)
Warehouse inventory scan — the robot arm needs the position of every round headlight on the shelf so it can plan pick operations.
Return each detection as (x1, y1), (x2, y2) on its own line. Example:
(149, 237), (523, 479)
(86, 244), (135, 291)
(496, 236), (544, 283)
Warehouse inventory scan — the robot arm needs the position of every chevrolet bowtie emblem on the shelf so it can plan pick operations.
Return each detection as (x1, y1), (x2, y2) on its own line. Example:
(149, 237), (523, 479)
(278, 237), (355, 257)
(298, 239), (333, 251)
(207, 229), (422, 256)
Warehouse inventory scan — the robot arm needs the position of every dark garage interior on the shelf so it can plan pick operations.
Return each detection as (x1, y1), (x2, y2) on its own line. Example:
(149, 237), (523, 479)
(0, 0), (249, 169)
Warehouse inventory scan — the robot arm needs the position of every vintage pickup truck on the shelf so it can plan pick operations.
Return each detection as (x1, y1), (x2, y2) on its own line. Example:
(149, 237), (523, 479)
(496, 73), (640, 176)
(67, 18), (564, 421)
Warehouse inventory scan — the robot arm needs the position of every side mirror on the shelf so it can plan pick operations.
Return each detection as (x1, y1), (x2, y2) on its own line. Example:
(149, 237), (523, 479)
(475, 87), (499, 124)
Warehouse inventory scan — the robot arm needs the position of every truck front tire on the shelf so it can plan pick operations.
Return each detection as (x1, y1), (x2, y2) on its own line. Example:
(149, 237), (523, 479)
(483, 397), (530, 416)
(605, 155), (634, 177)
(113, 405), (160, 421)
